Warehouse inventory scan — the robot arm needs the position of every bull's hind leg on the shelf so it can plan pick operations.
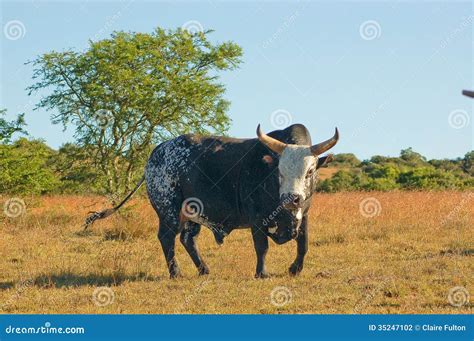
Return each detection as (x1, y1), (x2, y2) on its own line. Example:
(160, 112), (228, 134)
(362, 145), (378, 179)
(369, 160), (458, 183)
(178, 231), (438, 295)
(158, 219), (181, 278)
(180, 222), (210, 275)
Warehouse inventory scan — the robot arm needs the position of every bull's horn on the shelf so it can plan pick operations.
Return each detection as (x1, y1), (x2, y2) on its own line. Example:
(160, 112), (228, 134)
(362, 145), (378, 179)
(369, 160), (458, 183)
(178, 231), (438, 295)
(310, 128), (339, 156)
(462, 90), (474, 98)
(256, 124), (287, 155)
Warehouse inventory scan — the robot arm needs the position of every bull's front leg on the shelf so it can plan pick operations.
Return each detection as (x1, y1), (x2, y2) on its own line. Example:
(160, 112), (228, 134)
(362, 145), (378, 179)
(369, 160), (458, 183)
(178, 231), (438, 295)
(289, 215), (308, 276)
(251, 225), (269, 278)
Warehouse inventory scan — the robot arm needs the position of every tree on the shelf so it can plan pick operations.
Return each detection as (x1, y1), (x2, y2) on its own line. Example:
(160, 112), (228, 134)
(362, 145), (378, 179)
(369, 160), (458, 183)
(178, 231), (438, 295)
(0, 109), (27, 143)
(462, 151), (474, 176)
(400, 147), (426, 165)
(50, 143), (103, 194)
(27, 28), (243, 194)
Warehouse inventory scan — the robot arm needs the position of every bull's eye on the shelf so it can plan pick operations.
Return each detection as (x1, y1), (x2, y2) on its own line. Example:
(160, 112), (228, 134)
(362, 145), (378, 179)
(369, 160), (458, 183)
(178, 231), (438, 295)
(306, 168), (314, 178)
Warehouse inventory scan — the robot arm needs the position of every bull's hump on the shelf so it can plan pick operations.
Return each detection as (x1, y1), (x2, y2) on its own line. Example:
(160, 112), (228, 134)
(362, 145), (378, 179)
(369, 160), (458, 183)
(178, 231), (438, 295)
(183, 133), (249, 146)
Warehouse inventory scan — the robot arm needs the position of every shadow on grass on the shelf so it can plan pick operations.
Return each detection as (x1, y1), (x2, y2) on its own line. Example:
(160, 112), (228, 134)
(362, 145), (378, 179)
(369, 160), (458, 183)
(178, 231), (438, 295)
(439, 248), (474, 257)
(33, 272), (160, 288)
(0, 282), (15, 290)
(74, 230), (94, 237)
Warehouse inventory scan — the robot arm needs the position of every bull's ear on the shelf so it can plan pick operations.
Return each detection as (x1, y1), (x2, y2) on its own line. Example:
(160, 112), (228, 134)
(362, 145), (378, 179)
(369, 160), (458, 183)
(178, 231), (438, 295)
(316, 154), (334, 169)
(262, 155), (274, 165)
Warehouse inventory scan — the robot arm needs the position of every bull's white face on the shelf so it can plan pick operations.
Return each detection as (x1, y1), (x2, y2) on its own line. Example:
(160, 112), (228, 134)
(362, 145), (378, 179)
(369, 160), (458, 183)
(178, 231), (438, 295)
(278, 145), (317, 204)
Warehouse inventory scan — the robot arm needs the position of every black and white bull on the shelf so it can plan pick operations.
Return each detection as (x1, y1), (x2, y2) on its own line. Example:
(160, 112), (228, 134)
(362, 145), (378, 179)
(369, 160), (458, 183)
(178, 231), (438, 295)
(85, 124), (339, 278)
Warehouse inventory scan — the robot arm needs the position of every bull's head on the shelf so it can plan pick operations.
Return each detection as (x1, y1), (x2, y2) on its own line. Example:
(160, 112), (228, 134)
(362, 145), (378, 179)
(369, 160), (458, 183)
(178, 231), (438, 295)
(257, 124), (339, 211)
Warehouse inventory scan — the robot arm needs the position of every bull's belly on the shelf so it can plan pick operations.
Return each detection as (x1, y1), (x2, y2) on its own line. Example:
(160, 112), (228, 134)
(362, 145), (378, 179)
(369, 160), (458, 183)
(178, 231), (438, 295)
(187, 214), (248, 244)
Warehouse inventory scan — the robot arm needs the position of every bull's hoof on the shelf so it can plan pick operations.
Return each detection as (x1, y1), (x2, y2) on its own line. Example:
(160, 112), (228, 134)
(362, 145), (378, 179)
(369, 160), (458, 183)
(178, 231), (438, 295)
(198, 266), (210, 276)
(169, 270), (182, 279)
(255, 271), (270, 279)
(289, 262), (303, 276)
(213, 230), (225, 245)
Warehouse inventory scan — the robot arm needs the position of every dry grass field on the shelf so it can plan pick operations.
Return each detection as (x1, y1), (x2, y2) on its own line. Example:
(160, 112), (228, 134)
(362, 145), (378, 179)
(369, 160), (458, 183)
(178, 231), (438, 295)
(0, 191), (472, 314)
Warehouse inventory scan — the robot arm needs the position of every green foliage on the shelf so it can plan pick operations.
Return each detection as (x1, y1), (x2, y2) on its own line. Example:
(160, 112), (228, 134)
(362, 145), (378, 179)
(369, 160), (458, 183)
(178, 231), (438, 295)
(363, 164), (400, 179)
(398, 167), (461, 190)
(318, 170), (358, 192)
(362, 177), (399, 191)
(0, 138), (59, 195)
(318, 148), (474, 192)
(0, 109), (27, 143)
(400, 147), (426, 165)
(27, 27), (243, 194)
(428, 158), (462, 172)
(332, 153), (360, 167)
(50, 143), (103, 194)
(462, 151), (474, 176)
(0, 139), (109, 195)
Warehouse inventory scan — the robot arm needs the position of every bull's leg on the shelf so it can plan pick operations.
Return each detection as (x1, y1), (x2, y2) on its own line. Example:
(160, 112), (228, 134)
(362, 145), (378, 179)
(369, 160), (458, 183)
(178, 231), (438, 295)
(289, 215), (308, 276)
(180, 222), (210, 275)
(158, 220), (181, 278)
(251, 225), (269, 278)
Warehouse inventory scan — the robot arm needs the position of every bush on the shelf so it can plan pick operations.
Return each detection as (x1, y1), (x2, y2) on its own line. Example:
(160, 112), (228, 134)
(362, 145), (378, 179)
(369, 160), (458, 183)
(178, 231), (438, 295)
(362, 178), (399, 191)
(0, 138), (60, 194)
(318, 148), (473, 192)
(318, 170), (369, 192)
(398, 168), (462, 190)
(332, 153), (360, 167)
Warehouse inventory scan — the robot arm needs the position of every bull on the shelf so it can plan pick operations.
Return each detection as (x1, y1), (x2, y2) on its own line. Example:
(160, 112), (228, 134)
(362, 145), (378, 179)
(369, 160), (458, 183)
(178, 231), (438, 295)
(85, 124), (339, 278)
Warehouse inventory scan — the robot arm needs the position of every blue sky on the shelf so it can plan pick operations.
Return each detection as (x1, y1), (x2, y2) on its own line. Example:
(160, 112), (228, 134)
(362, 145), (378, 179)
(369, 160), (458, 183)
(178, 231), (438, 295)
(1, 0), (472, 160)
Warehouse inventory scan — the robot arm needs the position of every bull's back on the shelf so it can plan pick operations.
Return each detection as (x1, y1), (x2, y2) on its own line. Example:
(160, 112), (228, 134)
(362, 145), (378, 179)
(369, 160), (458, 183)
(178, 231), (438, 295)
(180, 135), (256, 226)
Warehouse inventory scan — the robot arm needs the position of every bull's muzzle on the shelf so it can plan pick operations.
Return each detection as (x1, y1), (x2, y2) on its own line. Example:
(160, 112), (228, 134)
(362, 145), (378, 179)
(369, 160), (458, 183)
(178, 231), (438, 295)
(280, 193), (304, 210)
(269, 227), (297, 244)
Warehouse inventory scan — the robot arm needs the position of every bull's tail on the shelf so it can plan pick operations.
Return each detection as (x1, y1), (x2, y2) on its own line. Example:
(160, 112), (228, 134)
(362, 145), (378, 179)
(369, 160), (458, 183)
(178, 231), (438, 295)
(83, 176), (146, 230)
